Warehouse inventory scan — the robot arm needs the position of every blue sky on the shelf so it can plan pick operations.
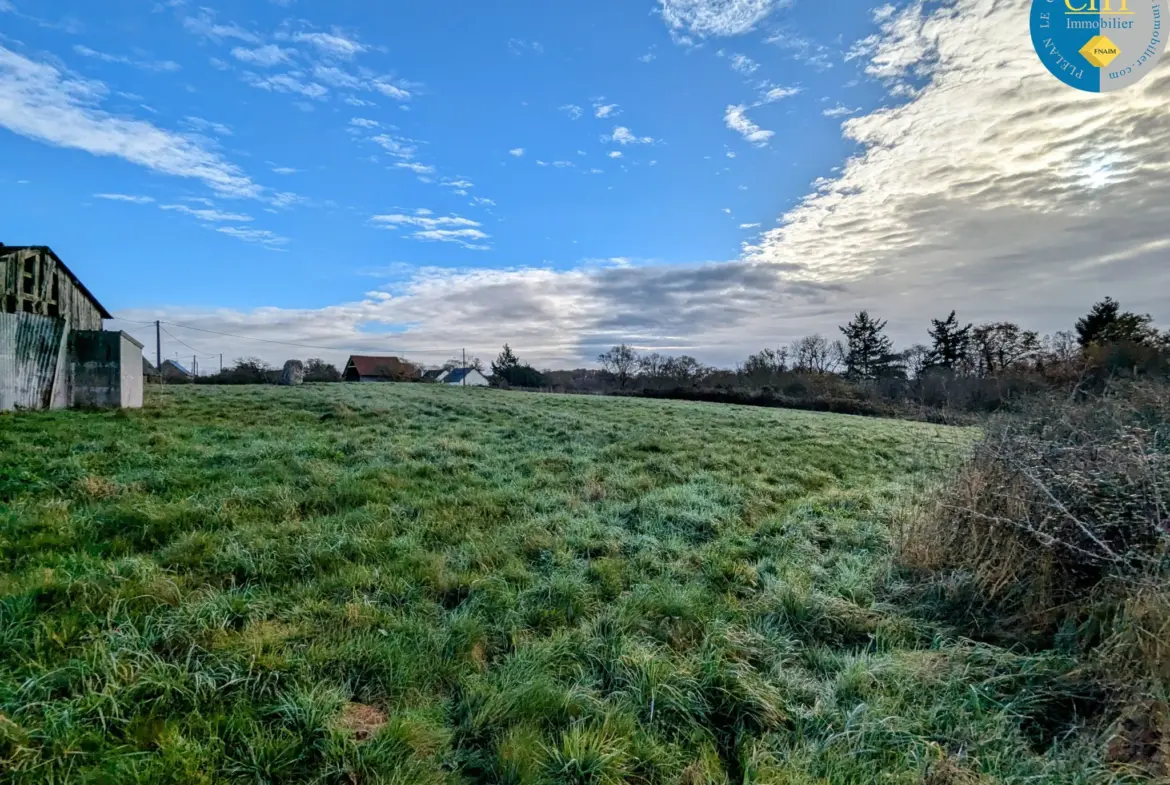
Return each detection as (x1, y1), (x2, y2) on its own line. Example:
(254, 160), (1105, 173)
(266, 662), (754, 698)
(2, 0), (1167, 368)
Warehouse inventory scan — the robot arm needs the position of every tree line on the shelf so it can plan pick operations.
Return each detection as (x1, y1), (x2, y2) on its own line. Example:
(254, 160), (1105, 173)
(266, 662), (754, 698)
(187, 297), (1167, 418)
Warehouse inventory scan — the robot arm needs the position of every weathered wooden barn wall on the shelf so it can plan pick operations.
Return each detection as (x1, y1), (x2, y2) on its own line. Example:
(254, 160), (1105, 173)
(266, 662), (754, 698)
(0, 248), (104, 331)
(0, 312), (67, 411)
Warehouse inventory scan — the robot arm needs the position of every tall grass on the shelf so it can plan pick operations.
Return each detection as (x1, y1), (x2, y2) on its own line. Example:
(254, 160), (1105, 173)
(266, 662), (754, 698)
(0, 383), (1141, 782)
(899, 382), (1170, 780)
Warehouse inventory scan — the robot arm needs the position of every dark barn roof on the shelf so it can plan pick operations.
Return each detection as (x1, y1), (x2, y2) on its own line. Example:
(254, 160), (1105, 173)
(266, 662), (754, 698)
(0, 244), (113, 318)
(345, 355), (418, 379)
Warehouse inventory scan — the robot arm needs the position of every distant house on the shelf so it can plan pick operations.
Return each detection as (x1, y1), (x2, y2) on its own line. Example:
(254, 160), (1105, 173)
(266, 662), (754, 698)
(160, 359), (192, 382)
(344, 355), (420, 382)
(422, 368), (446, 382)
(142, 357), (161, 382)
(441, 367), (490, 387)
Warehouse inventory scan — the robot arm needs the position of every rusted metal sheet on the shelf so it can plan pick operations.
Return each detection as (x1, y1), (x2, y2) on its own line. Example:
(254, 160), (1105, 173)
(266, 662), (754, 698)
(0, 311), (66, 411)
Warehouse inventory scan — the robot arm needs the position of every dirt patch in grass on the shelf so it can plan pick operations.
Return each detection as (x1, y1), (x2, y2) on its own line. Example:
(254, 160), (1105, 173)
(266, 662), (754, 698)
(335, 702), (387, 741)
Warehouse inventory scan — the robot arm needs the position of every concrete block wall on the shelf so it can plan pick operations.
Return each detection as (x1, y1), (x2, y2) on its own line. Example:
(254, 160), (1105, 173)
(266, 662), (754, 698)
(69, 330), (144, 409)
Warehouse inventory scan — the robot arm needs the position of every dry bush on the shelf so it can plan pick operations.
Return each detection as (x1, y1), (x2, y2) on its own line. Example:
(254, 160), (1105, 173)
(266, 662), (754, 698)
(902, 382), (1168, 618)
(901, 382), (1170, 775)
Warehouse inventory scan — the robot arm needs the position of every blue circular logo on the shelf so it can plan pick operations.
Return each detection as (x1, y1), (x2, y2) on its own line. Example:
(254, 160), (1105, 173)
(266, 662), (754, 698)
(1031, 0), (1166, 92)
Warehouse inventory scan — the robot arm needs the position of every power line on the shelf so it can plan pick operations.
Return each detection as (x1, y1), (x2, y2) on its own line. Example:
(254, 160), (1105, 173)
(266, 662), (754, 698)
(161, 327), (208, 357)
(157, 319), (458, 356)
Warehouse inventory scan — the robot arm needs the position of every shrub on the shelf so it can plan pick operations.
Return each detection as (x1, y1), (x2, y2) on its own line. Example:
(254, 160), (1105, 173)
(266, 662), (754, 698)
(900, 382), (1170, 777)
(901, 383), (1168, 619)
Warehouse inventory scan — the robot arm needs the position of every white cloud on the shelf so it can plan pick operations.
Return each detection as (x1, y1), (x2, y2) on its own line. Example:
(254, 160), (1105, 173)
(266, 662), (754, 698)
(394, 161), (435, 175)
(371, 134), (417, 159)
(605, 126), (654, 145)
(509, 147), (525, 157)
(231, 44), (294, 67)
(659, 0), (785, 37)
(729, 53), (758, 74)
(282, 28), (366, 59)
(472, 196), (495, 207)
(507, 39), (544, 56)
(638, 52), (656, 63)
(243, 71), (328, 99)
(739, 0), (1170, 342)
(553, 160), (574, 168)
(822, 103), (859, 118)
(371, 78), (411, 100)
(536, 160), (549, 167)
(739, 222), (760, 228)
(215, 226), (289, 248)
(182, 116), (232, 136)
(0, 45), (259, 198)
(444, 178), (474, 188)
(350, 117), (380, 128)
(94, 193), (154, 203)
(371, 212), (489, 249)
(73, 45), (180, 73)
(559, 103), (583, 119)
(182, 12), (258, 43)
(608, 151), (622, 159)
(594, 103), (619, 118)
(767, 28), (834, 70)
(724, 104), (773, 145)
(161, 203), (253, 222)
(758, 85), (800, 103)
(271, 166), (297, 174)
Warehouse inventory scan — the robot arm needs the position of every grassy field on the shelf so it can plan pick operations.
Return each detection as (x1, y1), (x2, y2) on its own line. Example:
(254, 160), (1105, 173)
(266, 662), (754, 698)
(0, 384), (1130, 783)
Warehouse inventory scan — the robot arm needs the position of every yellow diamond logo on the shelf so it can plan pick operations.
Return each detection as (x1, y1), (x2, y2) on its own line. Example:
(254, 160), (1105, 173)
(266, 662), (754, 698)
(1080, 35), (1120, 68)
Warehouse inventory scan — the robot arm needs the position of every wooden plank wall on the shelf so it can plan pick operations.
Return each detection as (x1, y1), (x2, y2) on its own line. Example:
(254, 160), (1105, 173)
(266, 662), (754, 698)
(0, 249), (103, 331)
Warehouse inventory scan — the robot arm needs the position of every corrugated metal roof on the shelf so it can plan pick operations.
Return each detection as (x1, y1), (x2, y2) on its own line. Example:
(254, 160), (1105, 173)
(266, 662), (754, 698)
(0, 312), (66, 411)
(0, 245), (113, 319)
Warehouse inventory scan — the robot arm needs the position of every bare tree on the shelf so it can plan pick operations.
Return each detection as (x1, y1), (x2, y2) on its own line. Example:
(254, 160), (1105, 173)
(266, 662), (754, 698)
(971, 322), (1040, 376)
(741, 347), (788, 379)
(638, 352), (668, 379)
(663, 355), (705, 385)
(598, 344), (640, 388)
(790, 334), (836, 374)
(901, 344), (931, 379)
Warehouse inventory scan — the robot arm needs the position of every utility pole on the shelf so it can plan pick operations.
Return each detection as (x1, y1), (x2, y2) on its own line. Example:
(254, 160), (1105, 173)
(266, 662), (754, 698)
(193, 355), (197, 383)
(155, 320), (161, 383)
(219, 354), (223, 375)
(462, 348), (466, 386)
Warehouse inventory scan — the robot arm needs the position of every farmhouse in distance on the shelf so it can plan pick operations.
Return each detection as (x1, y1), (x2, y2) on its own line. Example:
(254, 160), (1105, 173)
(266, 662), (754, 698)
(436, 367), (490, 386)
(343, 354), (420, 382)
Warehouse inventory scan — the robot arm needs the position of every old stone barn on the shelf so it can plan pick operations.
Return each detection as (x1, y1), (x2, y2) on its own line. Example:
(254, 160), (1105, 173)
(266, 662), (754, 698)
(0, 244), (143, 411)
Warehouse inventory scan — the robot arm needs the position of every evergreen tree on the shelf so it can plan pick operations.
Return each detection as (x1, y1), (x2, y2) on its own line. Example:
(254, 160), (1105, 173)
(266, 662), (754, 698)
(490, 344), (544, 387)
(491, 344), (521, 378)
(1075, 297), (1158, 347)
(839, 311), (897, 380)
(925, 311), (972, 372)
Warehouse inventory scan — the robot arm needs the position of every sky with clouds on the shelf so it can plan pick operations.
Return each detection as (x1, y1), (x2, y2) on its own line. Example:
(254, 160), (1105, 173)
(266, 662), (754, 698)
(1, 0), (1166, 370)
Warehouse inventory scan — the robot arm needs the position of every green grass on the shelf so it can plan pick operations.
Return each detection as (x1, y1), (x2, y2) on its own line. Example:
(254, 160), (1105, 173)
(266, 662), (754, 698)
(0, 384), (1135, 783)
